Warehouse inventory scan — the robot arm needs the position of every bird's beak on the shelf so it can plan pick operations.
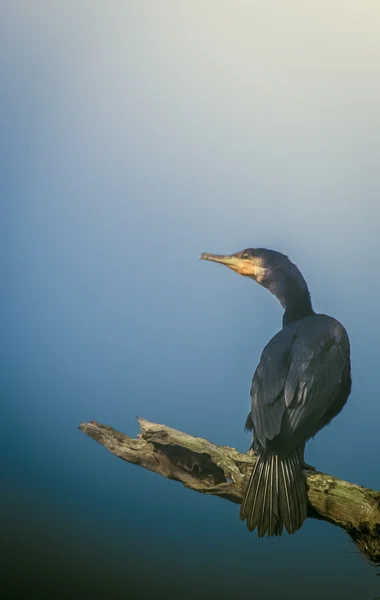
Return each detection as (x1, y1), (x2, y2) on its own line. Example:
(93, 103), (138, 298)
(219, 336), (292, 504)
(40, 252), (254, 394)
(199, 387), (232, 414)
(199, 253), (255, 276)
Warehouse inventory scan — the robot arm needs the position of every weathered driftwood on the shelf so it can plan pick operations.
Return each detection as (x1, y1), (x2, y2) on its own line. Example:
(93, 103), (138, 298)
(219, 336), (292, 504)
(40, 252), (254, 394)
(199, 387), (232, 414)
(79, 418), (380, 567)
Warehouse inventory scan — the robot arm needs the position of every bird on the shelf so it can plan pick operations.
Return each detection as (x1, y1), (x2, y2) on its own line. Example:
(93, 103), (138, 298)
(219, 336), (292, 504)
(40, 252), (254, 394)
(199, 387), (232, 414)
(200, 248), (351, 537)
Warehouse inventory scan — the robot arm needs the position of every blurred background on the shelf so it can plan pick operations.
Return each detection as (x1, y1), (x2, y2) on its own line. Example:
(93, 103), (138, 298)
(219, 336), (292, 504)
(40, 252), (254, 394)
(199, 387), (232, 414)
(2, 1), (380, 598)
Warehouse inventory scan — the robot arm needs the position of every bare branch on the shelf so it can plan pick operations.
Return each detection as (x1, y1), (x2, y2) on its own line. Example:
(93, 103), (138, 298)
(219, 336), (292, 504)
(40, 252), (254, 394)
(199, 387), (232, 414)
(79, 418), (380, 567)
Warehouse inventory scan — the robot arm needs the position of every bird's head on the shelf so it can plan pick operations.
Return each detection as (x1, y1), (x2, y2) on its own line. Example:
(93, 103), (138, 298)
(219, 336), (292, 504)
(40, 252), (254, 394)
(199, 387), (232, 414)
(200, 248), (309, 307)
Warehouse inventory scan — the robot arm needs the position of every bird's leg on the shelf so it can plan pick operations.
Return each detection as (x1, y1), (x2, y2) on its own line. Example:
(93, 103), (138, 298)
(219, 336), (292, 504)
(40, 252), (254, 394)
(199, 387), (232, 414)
(300, 459), (316, 471)
(298, 443), (316, 471)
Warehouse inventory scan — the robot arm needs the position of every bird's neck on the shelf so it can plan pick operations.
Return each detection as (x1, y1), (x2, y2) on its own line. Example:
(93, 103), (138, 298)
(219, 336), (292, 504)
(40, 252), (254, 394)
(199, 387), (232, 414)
(282, 294), (314, 326)
(267, 274), (314, 327)
(282, 279), (314, 326)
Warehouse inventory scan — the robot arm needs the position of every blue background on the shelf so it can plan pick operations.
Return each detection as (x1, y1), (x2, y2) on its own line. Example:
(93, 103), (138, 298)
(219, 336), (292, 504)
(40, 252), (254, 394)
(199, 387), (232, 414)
(2, 2), (380, 598)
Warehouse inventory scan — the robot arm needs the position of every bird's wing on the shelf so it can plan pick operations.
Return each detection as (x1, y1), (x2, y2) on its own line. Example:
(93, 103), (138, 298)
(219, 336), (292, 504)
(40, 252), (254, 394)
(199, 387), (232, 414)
(250, 316), (350, 453)
(281, 317), (350, 448)
(250, 323), (299, 447)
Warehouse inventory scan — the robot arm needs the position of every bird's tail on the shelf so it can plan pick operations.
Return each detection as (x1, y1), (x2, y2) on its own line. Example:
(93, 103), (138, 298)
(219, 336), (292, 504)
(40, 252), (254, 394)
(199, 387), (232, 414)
(239, 452), (308, 536)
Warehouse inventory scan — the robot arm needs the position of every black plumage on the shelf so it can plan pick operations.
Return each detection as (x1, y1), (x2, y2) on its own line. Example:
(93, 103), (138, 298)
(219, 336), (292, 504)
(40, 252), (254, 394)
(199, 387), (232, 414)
(200, 247), (351, 536)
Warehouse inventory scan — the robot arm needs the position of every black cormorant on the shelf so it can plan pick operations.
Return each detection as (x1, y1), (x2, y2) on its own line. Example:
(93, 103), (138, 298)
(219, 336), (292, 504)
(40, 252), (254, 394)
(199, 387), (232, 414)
(200, 248), (351, 536)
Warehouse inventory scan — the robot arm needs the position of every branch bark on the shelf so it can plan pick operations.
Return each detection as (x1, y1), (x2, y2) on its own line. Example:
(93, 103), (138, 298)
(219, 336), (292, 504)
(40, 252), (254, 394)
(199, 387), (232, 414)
(79, 418), (380, 567)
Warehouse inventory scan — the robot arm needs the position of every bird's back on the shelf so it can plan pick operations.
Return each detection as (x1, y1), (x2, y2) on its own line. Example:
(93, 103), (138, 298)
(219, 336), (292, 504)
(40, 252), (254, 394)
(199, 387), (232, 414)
(249, 314), (351, 456)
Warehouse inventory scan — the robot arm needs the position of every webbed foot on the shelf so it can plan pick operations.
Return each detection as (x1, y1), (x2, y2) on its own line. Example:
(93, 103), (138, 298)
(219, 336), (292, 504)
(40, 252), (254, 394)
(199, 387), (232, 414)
(300, 459), (316, 471)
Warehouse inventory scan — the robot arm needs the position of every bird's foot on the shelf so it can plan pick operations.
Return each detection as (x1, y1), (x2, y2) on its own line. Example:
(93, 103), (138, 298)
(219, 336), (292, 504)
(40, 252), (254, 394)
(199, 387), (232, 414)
(300, 460), (316, 471)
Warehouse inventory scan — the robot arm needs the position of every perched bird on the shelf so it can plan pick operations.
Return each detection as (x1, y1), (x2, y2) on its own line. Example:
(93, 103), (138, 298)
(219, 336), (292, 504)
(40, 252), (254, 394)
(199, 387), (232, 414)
(200, 248), (351, 537)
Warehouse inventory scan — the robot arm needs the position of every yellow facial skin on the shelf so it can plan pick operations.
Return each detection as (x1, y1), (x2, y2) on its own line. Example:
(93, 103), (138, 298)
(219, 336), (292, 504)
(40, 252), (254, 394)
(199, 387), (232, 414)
(200, 252), (267, 282)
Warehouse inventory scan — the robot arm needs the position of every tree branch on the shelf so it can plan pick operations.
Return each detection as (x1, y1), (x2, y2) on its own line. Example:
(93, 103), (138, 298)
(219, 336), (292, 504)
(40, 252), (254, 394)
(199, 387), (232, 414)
(78, 418), (380, 567)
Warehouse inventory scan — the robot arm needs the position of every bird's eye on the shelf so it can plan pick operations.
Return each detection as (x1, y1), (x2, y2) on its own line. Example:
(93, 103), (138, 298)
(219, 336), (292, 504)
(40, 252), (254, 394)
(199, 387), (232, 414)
(242, 253), (250, 259)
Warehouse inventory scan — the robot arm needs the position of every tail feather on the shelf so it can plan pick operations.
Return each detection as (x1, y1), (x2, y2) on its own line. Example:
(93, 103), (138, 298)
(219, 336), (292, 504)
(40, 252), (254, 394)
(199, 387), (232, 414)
(246, 456), (266, 531)
(268, 455), (276, 536)
(273, 455), (283, 536)
(291, 453), (308, 527)
(259, 458), (271, 536)
(297, 454), (309, 528)
(283, 456), (300, 531)
(279, 458), (294, 533)
(240, 452), (307, 536)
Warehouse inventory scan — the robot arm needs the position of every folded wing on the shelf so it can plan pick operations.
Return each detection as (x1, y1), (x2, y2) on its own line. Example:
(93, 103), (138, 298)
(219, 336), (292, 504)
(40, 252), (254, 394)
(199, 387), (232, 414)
(249, 315), (351, 456)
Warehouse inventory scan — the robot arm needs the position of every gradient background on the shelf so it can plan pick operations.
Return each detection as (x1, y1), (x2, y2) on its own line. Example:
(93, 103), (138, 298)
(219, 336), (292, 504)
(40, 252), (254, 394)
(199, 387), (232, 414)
(2, 1), (380, 598)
